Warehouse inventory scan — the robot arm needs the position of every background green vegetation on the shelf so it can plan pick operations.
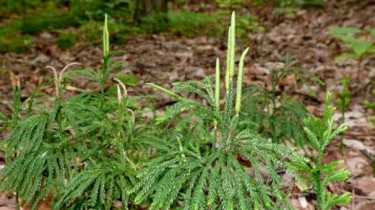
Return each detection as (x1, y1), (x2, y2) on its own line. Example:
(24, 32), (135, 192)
(0, 0), (324, 53)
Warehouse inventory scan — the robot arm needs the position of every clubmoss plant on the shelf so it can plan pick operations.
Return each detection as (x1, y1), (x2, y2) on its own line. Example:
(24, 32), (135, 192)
(131, 12), (304, 209)
(0, 63), (84, 209)
(54, 15), (157, 209)
(54, 80), (151, 209)
(337, 76), (350, 152)
(288, 92), (351, 210)
(337, 76), (350, 124)
(0, 14), (151, 210)
(241, 55), (323, 147)
(52, 15), (154, 210)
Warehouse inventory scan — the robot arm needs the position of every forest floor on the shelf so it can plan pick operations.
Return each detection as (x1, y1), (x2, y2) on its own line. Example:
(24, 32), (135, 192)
(1, 1), (375, 209)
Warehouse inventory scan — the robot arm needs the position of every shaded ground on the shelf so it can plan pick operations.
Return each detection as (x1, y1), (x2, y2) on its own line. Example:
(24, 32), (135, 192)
(1, 0), (375, 209)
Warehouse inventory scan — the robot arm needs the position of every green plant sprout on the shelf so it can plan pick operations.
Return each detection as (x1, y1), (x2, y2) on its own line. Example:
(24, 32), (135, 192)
(337, 76), (350, 152)
(288, 92), (351, 210)
(337, 76), (350, 123)
(330, 27), (375, 81)
(101, 13), (111, 95)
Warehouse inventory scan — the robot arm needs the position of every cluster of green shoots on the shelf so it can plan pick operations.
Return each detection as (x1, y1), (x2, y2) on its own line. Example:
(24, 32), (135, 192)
(0, 12), (351, 210)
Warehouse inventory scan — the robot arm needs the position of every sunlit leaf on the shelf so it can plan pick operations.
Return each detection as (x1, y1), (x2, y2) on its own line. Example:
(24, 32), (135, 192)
(351, 40), (373, 56)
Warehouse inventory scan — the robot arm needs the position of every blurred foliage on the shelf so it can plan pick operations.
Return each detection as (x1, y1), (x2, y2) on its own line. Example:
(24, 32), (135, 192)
(252, 0), (323, 8)
(57, 31), (77, 49)
(330, 27), (375, 61)
(114, 72), (139, 86)
(0, 19), (31, 53)
(0, 0), (51, 15)
(22, 11), (80, 35)
(215, 0), (244, 9)
(251, 0), (323, 14)
(215, 0), (323, 10)
(236, 14), (264, 35)
(77, 21), (103, 43)
(70, 0), (130, 21)
(0, 0), (132, 52)
(0, 36), (32, 53)
(141, 11), (263, 37)
(167, 11), (222, 37)
(0, 0), (265, 53)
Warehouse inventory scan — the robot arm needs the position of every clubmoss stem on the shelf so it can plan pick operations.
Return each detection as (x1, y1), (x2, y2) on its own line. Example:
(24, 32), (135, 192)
(235, 47), (249, 115)
(215, 58), (220, 110)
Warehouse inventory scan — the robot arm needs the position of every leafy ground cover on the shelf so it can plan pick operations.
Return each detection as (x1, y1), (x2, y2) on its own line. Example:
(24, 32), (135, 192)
(0, 0), (375, 209)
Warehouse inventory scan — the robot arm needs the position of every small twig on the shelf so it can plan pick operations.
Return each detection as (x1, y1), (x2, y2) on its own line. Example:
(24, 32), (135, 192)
(353, 194), (375, 200)
(352, 188), (355, 210)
